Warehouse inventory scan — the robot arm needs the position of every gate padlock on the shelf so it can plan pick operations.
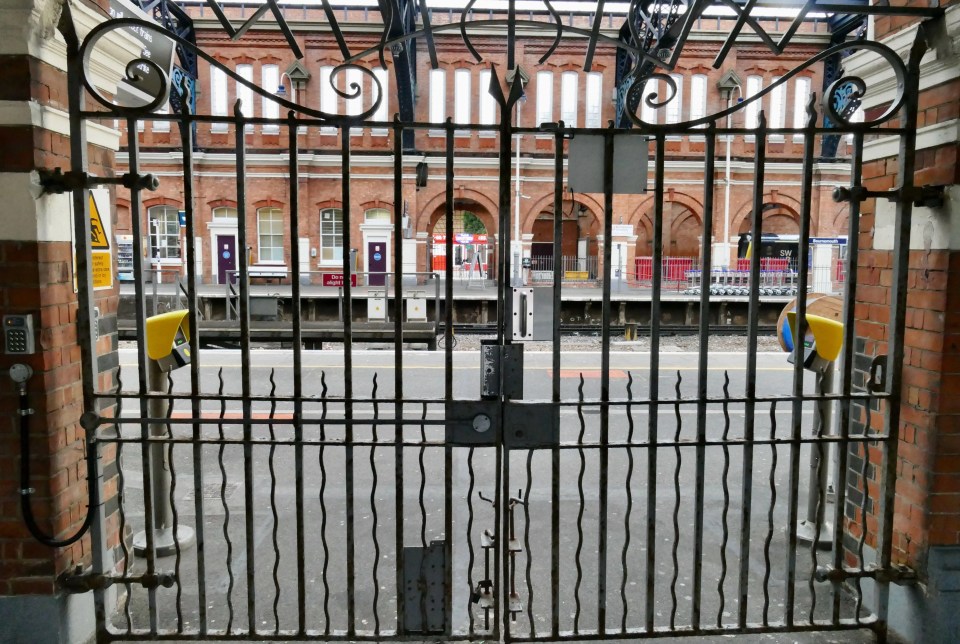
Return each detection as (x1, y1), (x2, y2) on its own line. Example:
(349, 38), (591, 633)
(471, 579), (493, 604)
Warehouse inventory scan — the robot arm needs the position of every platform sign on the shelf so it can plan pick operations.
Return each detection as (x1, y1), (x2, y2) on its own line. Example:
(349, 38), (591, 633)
(322, 273), (357, 287)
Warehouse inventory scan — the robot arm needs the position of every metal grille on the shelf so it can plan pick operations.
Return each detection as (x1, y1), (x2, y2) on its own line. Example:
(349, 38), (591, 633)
(59, 2), (946, 641)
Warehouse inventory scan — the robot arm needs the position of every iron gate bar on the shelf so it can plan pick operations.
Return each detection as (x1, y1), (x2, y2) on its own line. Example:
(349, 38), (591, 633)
(180, 92), (208, 638)
(550, 122), (564, 641)
(786, 92), (818, 628)
(392, 117), (406, 636)
(125, 114), (161, 635)
(832, 129), (864, 623)
(739, 110), (766, 630)
(289, 113), (307, 637)
(692, 123), (718, 631)
(596, 126), (614, 636)
(234, 101), (257, 636)
(340, 127), (356, 637)
(444, 119), (455, 636)
(645, 132), (665, 634)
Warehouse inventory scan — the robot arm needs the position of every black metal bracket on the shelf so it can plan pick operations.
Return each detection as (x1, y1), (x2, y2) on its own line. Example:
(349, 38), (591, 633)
(39, 168), (160, 195)
(869, 354), (887, 393)
(57, 566), (175, 593)
(815, 563), (917, 586)
(833, 184), (945, 209)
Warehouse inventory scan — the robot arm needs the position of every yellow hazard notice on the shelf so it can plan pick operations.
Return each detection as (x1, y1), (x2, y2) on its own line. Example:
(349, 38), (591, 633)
(92, 251), (113, 289)
(89, 194), (110, 249)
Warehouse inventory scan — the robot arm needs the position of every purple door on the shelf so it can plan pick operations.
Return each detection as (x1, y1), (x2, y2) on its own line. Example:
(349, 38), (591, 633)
(368, 241), (386, 286)
(217, 235), (237, 284)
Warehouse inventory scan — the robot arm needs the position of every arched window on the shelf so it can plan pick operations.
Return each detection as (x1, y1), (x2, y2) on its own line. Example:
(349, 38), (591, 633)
(212, 206), (237, 220)
(560, 71), (578, 126)
(320, 208), (344, 264)
(257, 208), (284, 262)
(148, 205), (181, 260)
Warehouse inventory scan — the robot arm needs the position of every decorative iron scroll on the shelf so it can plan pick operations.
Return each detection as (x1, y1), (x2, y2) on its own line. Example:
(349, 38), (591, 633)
(79, 0), (932, 127)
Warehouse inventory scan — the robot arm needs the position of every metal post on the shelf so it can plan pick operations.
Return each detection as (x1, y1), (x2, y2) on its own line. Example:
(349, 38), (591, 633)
(796, 360), (834, 548)
(133, 359), (195, 557)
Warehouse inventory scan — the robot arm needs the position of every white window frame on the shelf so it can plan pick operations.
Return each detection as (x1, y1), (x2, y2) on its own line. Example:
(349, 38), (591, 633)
(429, 69), (446, 133)
(666, 74), (683, 125)
(261, 64), (280, 133)
(640, 78), (659, 125)
(152, 102), (170, 132)
(585, 72), (602, 129)
(536, 71), (553, 126)
(478, 69), (496, 134)
(149, 206), (182, 261)
(768, 77), (786, 141)
(212, 206), (238, 220)
(744, 75), (762, 140)
(345, 67), (363, 119)
(690, 74), (707, 132)
(372, 67), (389, 135)
(454, 69), (471, 134)
(560, 71), (578, 127)
(257, 207), (285, 263)
(319, 207), (344, 265)
(793, 77), (812, 142)
(236, 64), (253, 132)
(365, 207), (391, 222)
(210, 64), (228, 132)
(319, 66), (337, 134)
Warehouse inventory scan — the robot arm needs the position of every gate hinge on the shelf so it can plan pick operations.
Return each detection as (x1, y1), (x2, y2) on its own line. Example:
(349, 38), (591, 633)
(38, 168), (160, 195)
(833, 185), (945, 209)
(815, 563), (917, 586)
(57, 566), (175, 594)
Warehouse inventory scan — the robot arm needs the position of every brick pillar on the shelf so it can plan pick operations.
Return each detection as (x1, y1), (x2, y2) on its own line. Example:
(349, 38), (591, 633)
(842, 6), (960, 643)
(0, 0), (122, 641)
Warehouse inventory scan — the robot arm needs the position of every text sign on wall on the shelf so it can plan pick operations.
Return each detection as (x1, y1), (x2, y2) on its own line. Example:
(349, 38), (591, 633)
(322, 273), (358, 287)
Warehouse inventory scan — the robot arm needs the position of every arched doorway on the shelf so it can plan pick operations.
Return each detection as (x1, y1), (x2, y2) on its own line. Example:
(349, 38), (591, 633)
(429, 209), (492, 279)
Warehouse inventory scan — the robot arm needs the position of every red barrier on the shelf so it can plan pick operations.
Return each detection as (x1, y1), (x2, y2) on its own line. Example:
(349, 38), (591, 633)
(635, 257), (652, 282)
(664, 257), (695, 281)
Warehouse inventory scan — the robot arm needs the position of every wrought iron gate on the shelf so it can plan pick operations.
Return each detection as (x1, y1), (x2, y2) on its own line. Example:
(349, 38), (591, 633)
(57, 1), (946, 641)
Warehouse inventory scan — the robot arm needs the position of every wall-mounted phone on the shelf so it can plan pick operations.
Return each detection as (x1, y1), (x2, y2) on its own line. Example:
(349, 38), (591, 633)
(4, 315), (35, 355)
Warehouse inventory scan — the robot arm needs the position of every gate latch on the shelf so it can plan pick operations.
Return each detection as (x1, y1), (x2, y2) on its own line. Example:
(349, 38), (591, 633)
(38, 168), (161, 195)
(58, 566), (175, 593)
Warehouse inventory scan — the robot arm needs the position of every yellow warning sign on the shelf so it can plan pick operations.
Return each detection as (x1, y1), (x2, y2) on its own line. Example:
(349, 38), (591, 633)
(89, 194), (110, 249)
(92, 252), (112, 289)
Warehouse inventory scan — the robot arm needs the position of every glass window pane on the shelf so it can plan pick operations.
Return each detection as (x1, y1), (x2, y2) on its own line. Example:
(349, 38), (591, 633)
(430, 69), (446, 123)
(745, 75), (762, 130)
(536, 71), (553, 126)
(561, 71), (578, 126)
(769, 77), (785, 129)
(262, 64), (279, 131)
(585, 72), (602, 128)
(479, 70), (495, 126)
(237, 64), (253, 118)
(373, 68), (389, 130)
(455, 69), (471, 125)
(320, 66), (336, 133)
(666, 74), (683, 124)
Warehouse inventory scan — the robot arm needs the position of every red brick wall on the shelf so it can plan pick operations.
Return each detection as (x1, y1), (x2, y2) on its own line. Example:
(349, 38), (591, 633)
(843, 5), (960, 570)
(0, 49), (122, 599)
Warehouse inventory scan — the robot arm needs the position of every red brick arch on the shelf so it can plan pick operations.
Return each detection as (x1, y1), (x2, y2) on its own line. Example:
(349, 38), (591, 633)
(730, 194), (806, 238)
(416, 187), (498, 236)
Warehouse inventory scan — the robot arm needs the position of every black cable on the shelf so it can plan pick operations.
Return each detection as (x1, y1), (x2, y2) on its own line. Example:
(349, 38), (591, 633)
(19, 386), (98, 548)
